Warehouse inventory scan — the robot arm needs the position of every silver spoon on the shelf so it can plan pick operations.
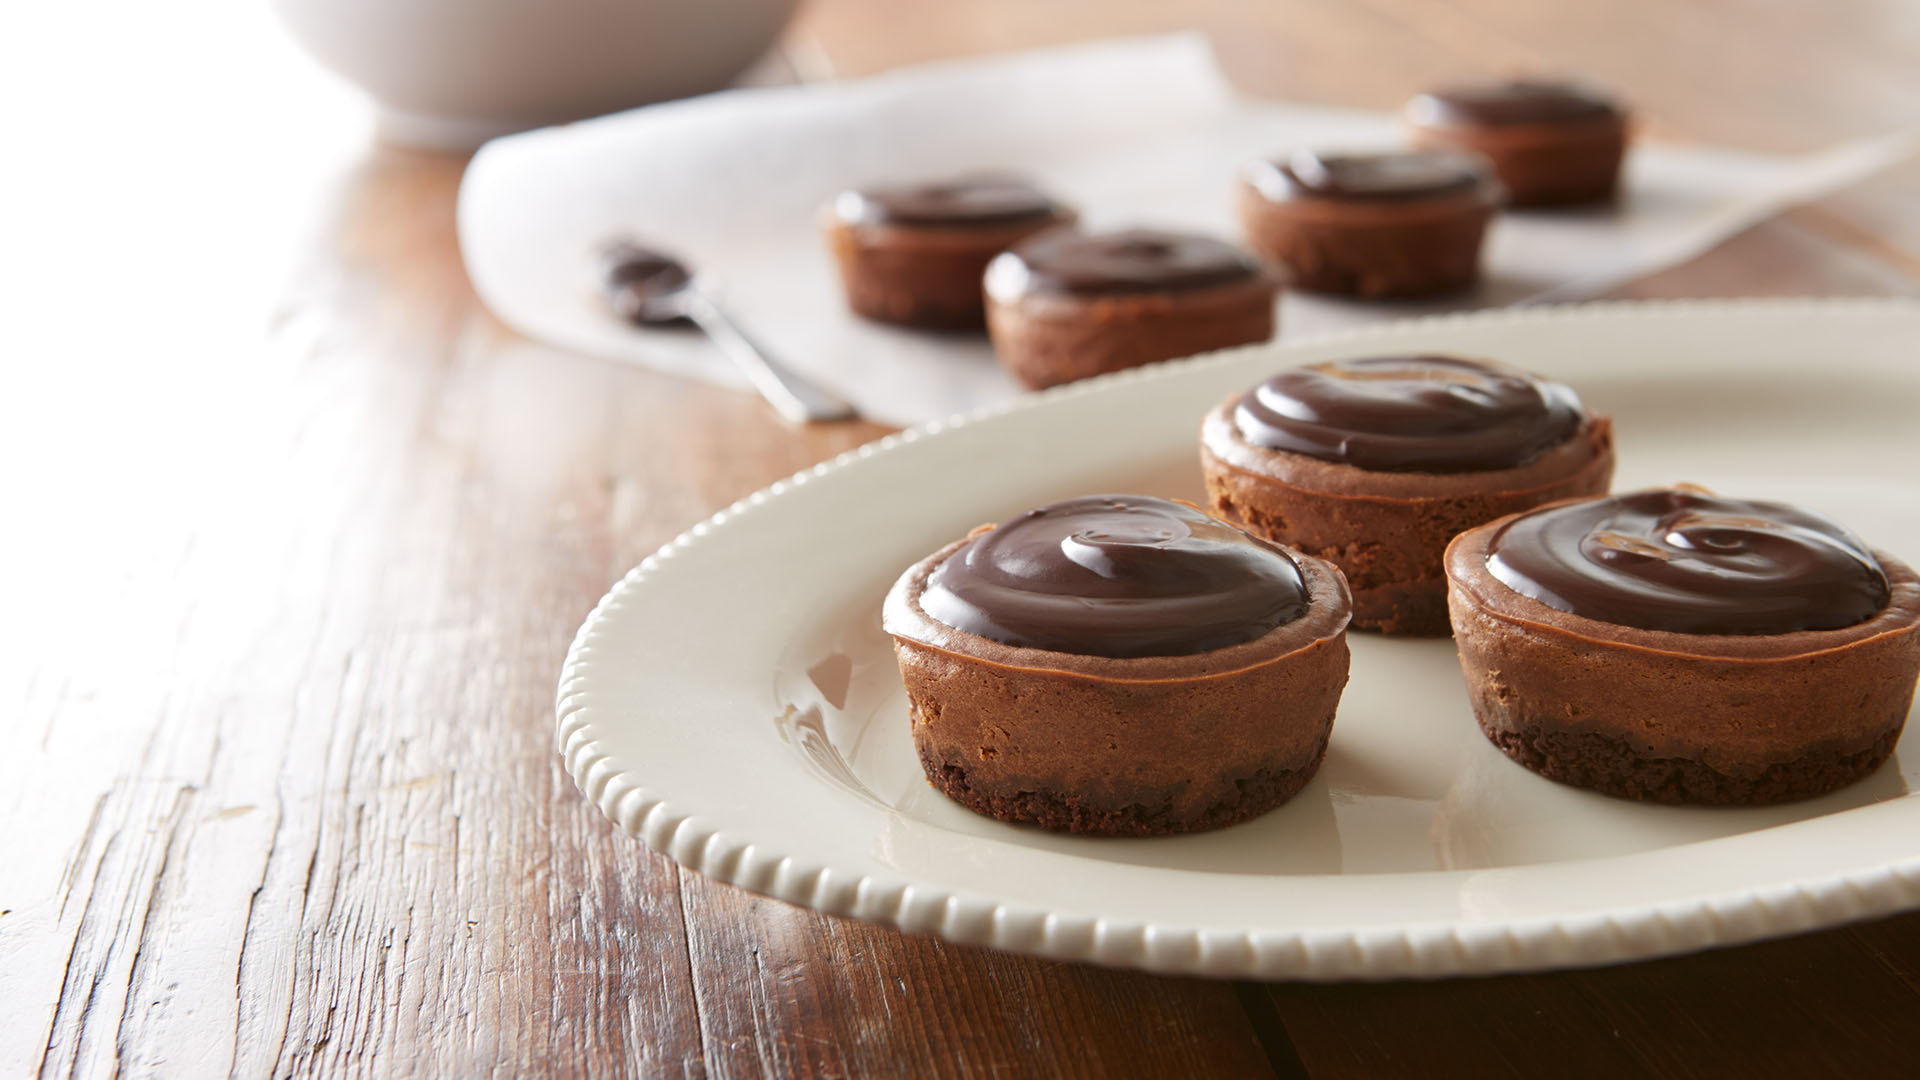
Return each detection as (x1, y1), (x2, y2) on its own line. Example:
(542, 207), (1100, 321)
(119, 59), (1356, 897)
(601, 241), (857, 424)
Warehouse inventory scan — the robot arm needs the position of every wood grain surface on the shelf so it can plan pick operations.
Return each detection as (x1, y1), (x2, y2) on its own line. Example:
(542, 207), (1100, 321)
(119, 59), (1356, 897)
(4, 2), (1918, 1077)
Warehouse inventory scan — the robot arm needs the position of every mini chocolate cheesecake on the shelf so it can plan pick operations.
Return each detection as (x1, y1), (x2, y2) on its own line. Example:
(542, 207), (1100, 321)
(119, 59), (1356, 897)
(822, 175), (1073, 330)
(882, 495), (1351, 836)
(1405, 80), (1629, 207)
(1447, 488), (1920, 804)
(1236, 149), (1502, 299)
(1201, 354), (1613, 635)
(984, 228), (1278, 389)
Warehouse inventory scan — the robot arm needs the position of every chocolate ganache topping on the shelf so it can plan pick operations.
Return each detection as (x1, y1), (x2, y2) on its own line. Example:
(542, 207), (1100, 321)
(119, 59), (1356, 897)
(835, 176), (1060, 228)
(1411, 80), (1620, 127)
(920, 495), (1310, 658)
(1248, 149), (1493, 203)
(987, 228), (1261, 298)
(1486, 489), (1893, 635)
(1232, 355), (1584, 472)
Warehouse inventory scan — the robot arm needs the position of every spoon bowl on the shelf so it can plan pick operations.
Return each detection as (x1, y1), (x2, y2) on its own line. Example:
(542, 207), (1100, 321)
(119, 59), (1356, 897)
(603, 241), (857, 423)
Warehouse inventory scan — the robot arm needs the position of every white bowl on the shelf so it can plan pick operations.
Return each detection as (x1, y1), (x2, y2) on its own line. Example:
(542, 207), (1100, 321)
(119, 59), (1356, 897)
(270, 0), (800, 150)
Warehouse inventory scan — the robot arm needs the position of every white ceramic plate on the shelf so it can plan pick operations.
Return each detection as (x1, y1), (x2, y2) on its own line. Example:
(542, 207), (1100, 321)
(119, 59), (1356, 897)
(558, 300), (1920, 980)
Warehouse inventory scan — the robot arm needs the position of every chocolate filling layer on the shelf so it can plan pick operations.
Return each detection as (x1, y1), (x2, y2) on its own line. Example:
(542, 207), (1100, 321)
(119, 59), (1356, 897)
(920, 495), (1309, 657)
(985, 228), (1260, 298)
(1232, 355), (1584, 473)
(1486, 488), (1893, 635)
(834, 177), (1060, 228)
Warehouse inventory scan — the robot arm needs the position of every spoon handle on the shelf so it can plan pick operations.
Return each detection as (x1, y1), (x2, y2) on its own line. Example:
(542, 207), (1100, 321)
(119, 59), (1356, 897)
(681, 290), (858, 424)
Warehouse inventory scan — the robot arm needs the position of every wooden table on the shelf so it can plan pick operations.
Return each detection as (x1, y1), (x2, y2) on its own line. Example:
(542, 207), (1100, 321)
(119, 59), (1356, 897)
(7, 2), (1920, 1076)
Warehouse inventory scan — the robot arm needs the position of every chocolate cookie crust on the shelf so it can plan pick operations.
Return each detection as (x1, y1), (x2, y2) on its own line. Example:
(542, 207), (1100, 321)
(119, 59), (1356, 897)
(916, 738), (1329, 836)
(1446, 510), (1920, 805)
(883, 535), (1352, 836)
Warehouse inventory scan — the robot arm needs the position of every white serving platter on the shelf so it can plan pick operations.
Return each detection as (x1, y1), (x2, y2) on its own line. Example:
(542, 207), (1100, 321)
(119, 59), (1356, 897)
(558, 300), (1920, 980)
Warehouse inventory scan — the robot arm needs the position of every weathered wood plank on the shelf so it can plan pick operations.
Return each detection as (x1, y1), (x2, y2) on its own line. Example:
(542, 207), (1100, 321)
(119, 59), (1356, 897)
(5, 2), (1920, 1078)
(679, 882), (1278, 1080)
(1851, 911), (1920, 1001)
(1264, 921), (1920, 1079)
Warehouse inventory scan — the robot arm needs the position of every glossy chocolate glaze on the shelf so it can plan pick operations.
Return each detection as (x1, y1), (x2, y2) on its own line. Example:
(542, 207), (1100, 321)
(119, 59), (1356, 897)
(834, 176), (1060, 228)
(1487, 489), (1893, 635)
(1411, 80), (1620, 127)
(1247, 149), (1493, 203)
(921, 495), (1310, 658)
(987, 228), (1261, 297)
(1232, 355), (1584, 472)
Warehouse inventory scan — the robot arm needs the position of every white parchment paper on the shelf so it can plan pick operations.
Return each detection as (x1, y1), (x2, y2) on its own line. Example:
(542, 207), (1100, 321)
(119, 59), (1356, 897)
(458, 34), (1914, 426)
